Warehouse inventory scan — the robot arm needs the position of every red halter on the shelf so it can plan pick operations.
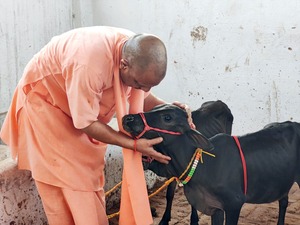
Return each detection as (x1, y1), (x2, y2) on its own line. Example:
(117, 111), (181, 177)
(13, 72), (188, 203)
(233, 136), (248, 195)
(136, 113), (182, 139)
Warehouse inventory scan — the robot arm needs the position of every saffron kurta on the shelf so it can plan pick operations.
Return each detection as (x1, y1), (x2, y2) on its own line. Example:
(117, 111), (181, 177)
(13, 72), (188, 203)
(0, 26), (136, 191)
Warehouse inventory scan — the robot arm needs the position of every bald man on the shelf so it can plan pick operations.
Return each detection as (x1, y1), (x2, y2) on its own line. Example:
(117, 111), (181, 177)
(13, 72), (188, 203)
(0, 26), (191, 225)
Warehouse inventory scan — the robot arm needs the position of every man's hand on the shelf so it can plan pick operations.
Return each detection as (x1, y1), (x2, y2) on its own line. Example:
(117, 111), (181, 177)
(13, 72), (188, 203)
(134, 137), (171, 164)
(172, 101), (196, 129)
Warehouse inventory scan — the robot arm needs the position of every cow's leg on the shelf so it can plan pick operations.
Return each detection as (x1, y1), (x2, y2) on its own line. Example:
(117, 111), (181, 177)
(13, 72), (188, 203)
(224, 208), (241, 225)
(150, 206), (157, 217)
(211, 209), (224, 225)
(190, 206), (199, 225)
(159, 180), (177, 225)
(277, 196), (288, 225)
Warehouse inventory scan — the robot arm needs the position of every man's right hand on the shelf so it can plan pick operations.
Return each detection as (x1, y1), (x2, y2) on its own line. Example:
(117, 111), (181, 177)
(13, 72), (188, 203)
(134, 137), (171, 164)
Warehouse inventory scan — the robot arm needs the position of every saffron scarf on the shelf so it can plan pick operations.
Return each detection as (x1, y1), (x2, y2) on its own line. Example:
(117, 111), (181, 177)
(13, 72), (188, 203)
(113, 67), (153, 225)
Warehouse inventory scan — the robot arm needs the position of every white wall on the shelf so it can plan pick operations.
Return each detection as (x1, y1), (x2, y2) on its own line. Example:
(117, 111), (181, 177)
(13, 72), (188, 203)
(1, 1), (299, 134)
(94, 0), (300, 134)
(0, 0), (93, 114)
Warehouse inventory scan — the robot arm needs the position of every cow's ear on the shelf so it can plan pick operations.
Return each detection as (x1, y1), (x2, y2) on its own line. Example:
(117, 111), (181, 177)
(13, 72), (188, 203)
(186, 129), (214, 151)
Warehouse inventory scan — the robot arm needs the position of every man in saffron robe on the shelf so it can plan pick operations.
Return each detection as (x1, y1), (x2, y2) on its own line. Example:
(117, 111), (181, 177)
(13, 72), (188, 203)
(0, 26), (192, 225)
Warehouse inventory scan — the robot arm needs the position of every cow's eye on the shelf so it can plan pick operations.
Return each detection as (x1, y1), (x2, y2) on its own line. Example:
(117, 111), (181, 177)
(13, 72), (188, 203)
(163, 115), (172, 122)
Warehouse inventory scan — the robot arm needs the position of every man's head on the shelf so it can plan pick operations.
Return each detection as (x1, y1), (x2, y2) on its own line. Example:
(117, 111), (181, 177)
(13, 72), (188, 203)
(119, 34), (167, 92)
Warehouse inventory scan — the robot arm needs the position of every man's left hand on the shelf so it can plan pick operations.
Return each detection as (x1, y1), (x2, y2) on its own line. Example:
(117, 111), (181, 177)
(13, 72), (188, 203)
(172, 101), (196, 129)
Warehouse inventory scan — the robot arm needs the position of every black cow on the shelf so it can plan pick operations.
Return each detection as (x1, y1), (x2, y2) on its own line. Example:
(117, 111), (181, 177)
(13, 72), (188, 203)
(154, 100), (233, 225)
(122, 104), (300, 225)
(191, 100), (233, 138)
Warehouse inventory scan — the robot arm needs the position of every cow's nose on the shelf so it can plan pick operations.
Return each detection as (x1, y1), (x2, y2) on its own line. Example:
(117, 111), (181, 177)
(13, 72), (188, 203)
(125, 115), (135, 123)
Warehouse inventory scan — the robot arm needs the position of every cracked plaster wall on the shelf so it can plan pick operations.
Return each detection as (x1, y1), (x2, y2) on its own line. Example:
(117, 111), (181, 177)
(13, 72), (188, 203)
(95, 0), (300, 134)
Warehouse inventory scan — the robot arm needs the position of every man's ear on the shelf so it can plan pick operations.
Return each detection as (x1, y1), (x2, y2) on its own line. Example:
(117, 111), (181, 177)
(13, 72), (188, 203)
(120, 59), (129, 69)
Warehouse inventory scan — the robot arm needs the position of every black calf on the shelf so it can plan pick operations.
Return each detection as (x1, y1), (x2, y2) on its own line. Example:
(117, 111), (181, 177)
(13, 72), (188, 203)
(122, 104), (300, 225)
(159, 100), (233, 225)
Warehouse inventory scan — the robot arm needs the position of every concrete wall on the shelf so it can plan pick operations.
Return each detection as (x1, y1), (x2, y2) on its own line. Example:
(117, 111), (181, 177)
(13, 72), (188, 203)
(3, 1), (299, 135)
(0, 0), (93, 116)
(94, 0), (300, 134)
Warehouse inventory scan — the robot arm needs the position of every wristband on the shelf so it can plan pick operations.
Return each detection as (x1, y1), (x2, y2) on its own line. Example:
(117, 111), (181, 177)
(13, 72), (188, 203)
(134, 139), (137, 152)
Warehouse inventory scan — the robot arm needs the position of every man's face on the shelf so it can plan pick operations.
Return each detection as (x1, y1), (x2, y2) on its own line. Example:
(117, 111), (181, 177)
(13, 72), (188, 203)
(119, 59), (162, 92)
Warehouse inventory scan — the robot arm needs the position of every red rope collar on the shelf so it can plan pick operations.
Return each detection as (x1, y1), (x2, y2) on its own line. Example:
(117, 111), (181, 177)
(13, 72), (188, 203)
(136, 113), (182, 139)
(233, 136), (248, 195)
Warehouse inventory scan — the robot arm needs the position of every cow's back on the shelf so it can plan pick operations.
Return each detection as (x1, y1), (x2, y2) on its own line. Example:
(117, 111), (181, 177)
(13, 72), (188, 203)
(237, 121), (300, 203)
(192, 122), (300, 210)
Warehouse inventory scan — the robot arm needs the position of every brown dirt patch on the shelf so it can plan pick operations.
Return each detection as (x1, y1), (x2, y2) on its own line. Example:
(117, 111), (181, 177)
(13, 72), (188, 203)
(108, 183), (300, 225)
